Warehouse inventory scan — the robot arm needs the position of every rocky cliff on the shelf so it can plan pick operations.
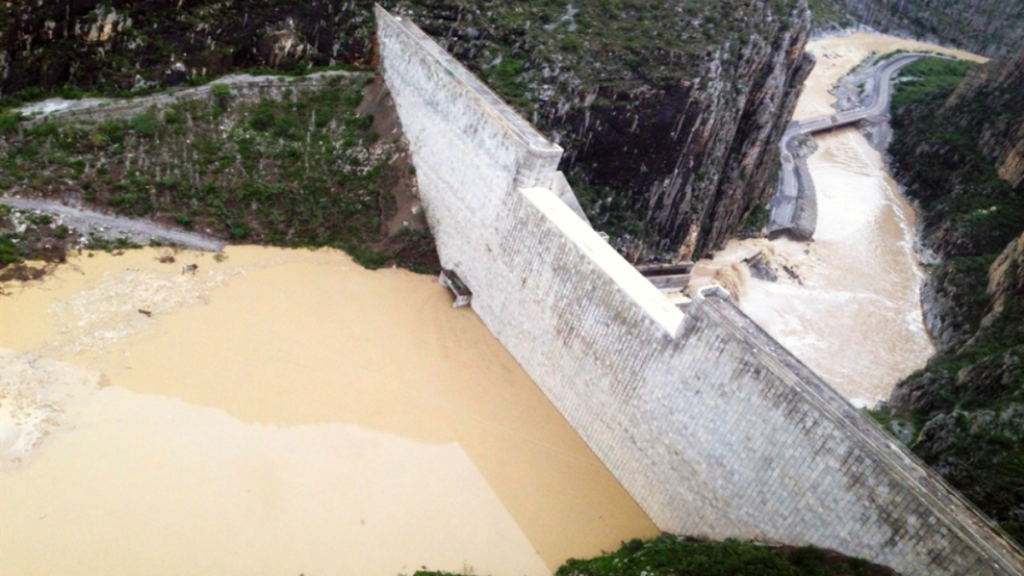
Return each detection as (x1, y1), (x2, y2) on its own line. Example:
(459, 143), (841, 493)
(809, 0), (1024, 57)
(2, 1), (814, 261)
(884, 52), (1024, 545)
(944, 55), (1024, 188)
(379, 0), (813, 259)
(0, 0), (377, 97)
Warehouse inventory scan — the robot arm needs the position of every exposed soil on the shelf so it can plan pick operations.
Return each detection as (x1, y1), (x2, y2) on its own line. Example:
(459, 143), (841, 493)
(359, 76), (428, 237)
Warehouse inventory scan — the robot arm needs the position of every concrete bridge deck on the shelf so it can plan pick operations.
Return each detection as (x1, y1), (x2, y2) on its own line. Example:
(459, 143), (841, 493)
(768, 53), (943, 238)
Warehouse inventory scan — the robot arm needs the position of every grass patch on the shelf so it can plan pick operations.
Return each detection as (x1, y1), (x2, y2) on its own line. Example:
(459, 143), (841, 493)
(890, 58), (976, 110)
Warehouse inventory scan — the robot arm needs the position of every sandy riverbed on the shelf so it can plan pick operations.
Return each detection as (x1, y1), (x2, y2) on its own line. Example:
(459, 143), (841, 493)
(0, 246), (657, 576)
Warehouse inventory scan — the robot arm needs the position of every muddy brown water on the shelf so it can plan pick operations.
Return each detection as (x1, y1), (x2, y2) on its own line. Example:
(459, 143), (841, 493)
(690, 33), (973, 406)
(0, 247), (657, 576)
(691, 130), (935, 405)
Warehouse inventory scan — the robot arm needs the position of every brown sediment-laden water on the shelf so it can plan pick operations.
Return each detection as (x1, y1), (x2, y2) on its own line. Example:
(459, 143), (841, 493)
(0, 246), (657, 576)
(691, 34), (985, 406)
(693, 130), (934, 406)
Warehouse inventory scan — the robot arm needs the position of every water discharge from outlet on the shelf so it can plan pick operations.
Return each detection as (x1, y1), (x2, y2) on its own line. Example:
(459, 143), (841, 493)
(692, 127), (935, 407)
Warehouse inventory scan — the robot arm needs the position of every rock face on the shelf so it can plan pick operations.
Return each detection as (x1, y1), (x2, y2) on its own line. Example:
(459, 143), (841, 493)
(810, 0), (1024, 57)
(885, 51), (1024, 545)
(381, 0), (813, 259)
(0, 0), (377, 95)
(944, 55), (1024, 189)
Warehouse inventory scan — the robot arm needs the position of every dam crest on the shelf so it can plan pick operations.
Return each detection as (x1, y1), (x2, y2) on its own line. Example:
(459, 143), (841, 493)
(374, 7), (1024, 575)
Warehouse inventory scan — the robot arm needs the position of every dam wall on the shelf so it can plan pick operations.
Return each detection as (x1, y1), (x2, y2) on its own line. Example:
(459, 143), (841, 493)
(375, 7), (1024, 575)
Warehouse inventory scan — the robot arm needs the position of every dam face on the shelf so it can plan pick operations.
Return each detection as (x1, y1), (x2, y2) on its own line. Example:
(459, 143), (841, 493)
(374, 7), (1024, 575)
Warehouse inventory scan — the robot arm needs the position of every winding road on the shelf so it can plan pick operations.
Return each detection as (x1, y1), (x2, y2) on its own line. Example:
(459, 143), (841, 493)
(0, 197), (225, 251)
(768, 53), (945, 238)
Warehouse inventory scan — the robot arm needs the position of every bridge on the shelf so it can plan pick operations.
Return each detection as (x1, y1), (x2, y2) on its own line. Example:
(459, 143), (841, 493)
(768, 53), (942, 238)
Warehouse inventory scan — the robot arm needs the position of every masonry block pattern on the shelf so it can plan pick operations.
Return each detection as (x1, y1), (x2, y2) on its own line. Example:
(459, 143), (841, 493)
(375, 6), (1024, 575)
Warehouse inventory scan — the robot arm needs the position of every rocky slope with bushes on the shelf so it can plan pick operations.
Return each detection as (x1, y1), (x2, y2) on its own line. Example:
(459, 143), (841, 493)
(2, 0), (814, 261)
(0, 74), (439, 273)
(807, 0), (1024, 57)
(881, 52), (1024, 545)
(379, 0), (813, 259)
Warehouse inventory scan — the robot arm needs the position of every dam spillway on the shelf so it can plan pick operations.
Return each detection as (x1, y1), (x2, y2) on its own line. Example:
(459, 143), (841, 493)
(374, 6), (1024, 575)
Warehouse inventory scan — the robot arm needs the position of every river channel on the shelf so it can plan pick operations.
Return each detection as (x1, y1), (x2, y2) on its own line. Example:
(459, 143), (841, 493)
(691, 33), (985, 406)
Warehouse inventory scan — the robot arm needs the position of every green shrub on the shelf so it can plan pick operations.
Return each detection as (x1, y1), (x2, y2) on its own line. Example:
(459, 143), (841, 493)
(128, 110), (160, 136)
(0, 234), (24, 265)
(211, 83), (233, 108)
(249, 100), (276, 132)
(24, 212), (53, 227)
(163, 108), (182, 125)
(96, 120), (127, 144)
(0, 111), (23, 134)
(173, 213), (195, 230)
(555, 535), (891, 576)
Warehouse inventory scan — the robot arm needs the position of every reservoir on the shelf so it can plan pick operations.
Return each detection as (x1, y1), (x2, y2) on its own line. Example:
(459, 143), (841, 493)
(0, 247), (658, 576)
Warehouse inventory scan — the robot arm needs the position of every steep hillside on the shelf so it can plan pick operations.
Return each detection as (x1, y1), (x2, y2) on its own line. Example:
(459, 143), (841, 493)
(2, 0), (814, 261)
(0, 0), (377, 98)
(0, 75), (439, 274)
(380, 0), (813, 259)
(883, 53), (1024, 545)
(808, 0), (1024, 57)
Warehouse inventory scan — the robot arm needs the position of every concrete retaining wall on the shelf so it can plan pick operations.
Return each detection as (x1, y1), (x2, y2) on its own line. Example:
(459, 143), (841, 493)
(375, 6), (1024, 575)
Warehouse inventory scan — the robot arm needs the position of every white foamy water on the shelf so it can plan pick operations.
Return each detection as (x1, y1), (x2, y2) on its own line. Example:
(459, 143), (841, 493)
(687, 32), (971, 406)
(693, 129), (935, 406)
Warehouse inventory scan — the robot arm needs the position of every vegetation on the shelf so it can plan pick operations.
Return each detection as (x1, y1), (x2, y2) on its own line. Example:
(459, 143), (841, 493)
(890, 58), (977, 109)
(885, 55), (1024, 544)
(0, 234), (24, 266)
(2, 0), (812, 261)
(0, 0), (378, 109)
(83, 233), (142, 252)
(0, 75), (438, 274)
(740, 203), (771, 237)
(413, 536), (895, 576)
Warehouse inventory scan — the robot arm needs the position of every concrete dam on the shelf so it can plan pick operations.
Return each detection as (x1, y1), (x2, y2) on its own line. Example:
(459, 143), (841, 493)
(374, 7), (1024, 575)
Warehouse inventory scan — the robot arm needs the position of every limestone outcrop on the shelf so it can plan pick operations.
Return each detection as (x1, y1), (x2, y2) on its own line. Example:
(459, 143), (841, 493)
(944, 55), (1024, 189)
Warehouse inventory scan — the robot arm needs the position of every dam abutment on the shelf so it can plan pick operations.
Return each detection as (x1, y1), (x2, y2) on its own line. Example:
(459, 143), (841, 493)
(374, 6), (1024, 575)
